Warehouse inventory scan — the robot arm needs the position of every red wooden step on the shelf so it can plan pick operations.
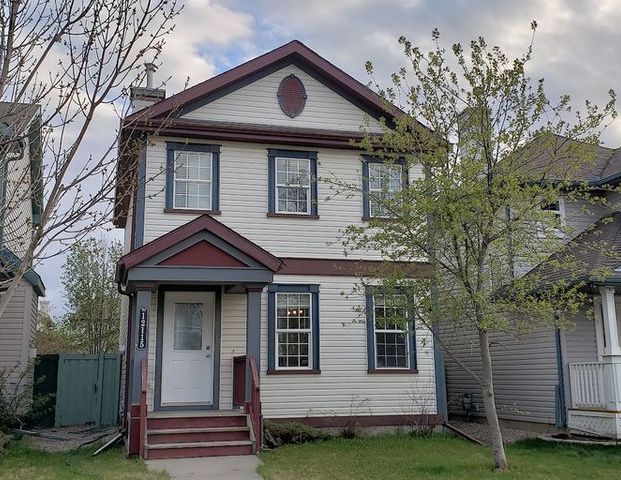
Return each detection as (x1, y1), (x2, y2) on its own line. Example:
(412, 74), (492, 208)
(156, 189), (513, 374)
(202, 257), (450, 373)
(147, 426), (250, 444)
(146, 440), (254, 459)
(147, 414), (247, 430)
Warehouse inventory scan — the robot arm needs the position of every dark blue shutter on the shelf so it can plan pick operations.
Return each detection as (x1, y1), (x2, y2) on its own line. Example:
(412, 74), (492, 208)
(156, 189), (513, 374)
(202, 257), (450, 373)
(365, 290), (375, 370)
(362, 159), (370, 219)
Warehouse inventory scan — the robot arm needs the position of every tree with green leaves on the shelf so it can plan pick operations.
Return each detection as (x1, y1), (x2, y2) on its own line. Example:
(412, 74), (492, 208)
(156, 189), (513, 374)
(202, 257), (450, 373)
(61, 237), (123, 354)
(331, 24), (617, 470)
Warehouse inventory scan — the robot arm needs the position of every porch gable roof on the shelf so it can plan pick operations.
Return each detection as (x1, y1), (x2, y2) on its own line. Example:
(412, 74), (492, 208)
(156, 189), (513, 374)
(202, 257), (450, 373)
(116, 214), (282, 284)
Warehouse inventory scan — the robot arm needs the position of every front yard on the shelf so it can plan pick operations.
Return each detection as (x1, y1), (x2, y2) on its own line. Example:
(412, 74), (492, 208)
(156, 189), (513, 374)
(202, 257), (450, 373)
(2, 433), (621, 479)
(0, 440), (168, 480)
(259, 434), (621, 480)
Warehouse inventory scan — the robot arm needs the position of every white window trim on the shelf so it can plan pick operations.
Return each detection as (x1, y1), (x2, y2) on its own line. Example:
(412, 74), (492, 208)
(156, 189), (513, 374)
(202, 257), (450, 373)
(368, 163), (403, 218)
(274, 156), (311, 215)
(274, 292), (313, 370)
(372, 295), (410, 370)
(172, 150), (213, 210)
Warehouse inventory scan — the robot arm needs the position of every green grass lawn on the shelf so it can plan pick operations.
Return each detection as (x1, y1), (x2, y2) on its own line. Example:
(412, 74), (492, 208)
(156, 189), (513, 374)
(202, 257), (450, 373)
(0, 440), (169, 480)
(259, 434), (621, 480)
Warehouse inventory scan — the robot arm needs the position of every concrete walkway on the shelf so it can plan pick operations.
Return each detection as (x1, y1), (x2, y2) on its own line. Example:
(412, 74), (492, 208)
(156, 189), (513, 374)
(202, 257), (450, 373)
(147, 455), (262, 480)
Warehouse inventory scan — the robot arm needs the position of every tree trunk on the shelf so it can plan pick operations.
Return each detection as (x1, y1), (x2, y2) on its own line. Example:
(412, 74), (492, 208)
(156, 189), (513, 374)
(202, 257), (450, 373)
(478, 329), (508, 471)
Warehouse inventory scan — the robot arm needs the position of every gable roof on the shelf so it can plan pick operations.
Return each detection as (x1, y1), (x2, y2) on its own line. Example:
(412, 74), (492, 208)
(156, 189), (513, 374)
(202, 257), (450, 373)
(116, 214), (282, 283)
(526, 212), (621, 288)
(519, 133), (621, 185)
(125, 40), (403, 125)
(0, 246), (45, 296)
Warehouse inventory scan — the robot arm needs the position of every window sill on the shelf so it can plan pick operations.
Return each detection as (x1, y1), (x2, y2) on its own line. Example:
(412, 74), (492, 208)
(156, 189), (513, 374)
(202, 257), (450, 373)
(367, 368), (418, 375)
(267, 369), (321, 375)
(361, 216), (395, 222)
(267, 213), (320, 219)
(164, 208), (221, 215)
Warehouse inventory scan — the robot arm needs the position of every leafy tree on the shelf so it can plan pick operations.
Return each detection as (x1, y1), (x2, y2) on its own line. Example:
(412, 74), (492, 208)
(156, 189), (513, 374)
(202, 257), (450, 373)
(35, 309), (73, 354)
(61, 237), (123, 354)
(332, 24), (617, 470)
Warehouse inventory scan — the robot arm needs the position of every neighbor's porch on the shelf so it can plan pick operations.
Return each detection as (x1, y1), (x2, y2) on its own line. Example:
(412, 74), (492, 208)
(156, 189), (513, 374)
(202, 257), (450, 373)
(567, 286), (621, 439)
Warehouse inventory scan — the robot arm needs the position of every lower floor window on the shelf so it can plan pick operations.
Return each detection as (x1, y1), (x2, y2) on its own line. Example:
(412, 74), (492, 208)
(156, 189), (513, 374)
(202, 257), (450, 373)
(367, 291), (416, 371)
(276, 293), (311, 368)
(268, 284), (320, 373)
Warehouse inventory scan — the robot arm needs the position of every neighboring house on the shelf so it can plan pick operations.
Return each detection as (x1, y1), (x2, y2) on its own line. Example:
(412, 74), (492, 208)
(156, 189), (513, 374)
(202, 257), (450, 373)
(114, 41), (443, 459)
(0, 102), (45, 397)
(443, 137), (621, 439)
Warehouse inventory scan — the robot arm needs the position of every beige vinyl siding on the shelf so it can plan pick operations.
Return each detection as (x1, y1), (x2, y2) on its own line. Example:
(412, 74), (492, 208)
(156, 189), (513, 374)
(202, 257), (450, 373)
(182, 64), (384, 134)
(2, 139), (33, 258)
(443, 324), (559, 424)
(563, 311), (598, 364)
(0, 281), (36, 391)
(261, 275), (436, 418)
(219, 293), (246, 409)
(142, 138), (423, 260)
(144, 277), (437, 418)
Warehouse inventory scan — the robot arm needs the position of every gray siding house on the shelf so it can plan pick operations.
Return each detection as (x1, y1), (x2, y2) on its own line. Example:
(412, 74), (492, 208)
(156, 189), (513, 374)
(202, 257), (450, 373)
(443, 138), (621, 438)
(0, 102), (45, 397)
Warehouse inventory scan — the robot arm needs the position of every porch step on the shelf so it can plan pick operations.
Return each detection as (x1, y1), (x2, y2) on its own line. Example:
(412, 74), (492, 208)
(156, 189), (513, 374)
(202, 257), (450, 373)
(146, 440), (254, 460)
(144, 411), (255, 459)
(147, 426), (251, 444)
(147, 413), (247, 430)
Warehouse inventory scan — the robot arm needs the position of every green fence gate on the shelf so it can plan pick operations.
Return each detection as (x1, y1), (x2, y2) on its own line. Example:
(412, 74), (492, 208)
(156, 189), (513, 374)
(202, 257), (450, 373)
(54, 353), (121, 427)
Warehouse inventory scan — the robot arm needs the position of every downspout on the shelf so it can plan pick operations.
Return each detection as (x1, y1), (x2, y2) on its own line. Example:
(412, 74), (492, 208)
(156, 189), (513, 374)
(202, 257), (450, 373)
(425, 165), (448, 421)
(555, 328), (568, 428)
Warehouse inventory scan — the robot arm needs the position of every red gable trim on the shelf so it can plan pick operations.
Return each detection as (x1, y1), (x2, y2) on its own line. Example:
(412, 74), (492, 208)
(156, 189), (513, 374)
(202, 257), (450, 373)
(158, 240), (247, 268)
(117, 214), (282, 273)
(124, 40), (403, 125)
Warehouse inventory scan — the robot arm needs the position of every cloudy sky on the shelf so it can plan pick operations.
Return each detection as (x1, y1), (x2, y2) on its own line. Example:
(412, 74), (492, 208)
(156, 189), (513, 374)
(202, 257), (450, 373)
(42, 0), (621, 314)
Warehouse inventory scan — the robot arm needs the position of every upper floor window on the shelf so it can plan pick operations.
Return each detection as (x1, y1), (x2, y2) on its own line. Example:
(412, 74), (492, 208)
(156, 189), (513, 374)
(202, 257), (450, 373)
(267, 284), (320, 373)
(365, 290), (417, 373)
(165, 142), (220, 212)
(538, 197), (565, 237)
(362, 157), (406, 219)
(268, 149), (318, 217)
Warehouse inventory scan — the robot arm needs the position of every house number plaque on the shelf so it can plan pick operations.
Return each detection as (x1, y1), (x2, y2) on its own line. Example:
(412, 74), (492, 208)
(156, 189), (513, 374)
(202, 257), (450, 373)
(138, 307), (148, 350)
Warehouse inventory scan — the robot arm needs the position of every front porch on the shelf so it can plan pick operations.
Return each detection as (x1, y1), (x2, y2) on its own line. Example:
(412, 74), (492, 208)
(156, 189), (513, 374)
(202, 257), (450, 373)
(116, 215), (282, 458)
(567, 286), (621, 438)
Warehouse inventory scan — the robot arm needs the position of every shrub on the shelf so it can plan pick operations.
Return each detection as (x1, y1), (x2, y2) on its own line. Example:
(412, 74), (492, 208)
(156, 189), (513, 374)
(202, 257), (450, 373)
(0, 362), (51, 432)
(264, 421), (330, 448)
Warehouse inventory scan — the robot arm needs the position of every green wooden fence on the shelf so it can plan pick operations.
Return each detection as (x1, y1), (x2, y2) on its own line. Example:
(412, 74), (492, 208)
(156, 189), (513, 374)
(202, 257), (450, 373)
(54, 353), (121, 427)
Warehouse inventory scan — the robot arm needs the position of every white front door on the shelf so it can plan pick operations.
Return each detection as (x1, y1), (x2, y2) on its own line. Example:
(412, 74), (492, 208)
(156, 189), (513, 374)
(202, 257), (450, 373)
(161, 291), (215, 406)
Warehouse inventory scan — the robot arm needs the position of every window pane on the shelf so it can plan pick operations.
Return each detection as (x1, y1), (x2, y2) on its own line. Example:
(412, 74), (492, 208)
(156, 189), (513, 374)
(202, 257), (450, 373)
(173, 303), (203, 350)
(374, 294), (409, 369)
(368, 163), (403, 217)
(173, 151), (213, 209)
(275, 292), (312, 369)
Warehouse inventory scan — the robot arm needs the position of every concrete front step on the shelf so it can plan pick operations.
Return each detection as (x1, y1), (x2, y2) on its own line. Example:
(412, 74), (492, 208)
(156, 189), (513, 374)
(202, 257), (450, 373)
(147, 426), (251, 444)
(146, 440), (254, 460)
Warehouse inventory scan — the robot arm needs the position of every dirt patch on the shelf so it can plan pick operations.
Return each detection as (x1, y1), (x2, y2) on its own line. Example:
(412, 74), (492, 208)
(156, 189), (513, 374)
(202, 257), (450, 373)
(12, 425), (119, 452)
(448, 419), (540, 444)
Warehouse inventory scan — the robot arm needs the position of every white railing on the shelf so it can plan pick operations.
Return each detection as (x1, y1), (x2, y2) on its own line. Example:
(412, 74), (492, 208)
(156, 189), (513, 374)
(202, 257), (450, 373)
(568, 362), (607, 409)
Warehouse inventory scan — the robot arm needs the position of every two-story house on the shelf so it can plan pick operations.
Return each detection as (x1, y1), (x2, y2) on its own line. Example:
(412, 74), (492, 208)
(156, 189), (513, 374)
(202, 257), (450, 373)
(0, 102), (46, 400)
(442, 136), (621, 439)
(114, 41), (443, 459)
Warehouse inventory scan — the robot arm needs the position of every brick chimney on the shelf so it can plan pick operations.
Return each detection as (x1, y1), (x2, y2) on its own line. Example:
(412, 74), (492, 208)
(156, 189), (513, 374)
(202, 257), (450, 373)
(130, 63), (166, 112)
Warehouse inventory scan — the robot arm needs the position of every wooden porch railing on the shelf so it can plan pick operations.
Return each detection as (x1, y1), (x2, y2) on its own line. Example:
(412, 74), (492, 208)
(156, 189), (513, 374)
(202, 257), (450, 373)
(245, 355), (262, 452)
(139, 359), (148, 459)
(569, 362), (607, 409)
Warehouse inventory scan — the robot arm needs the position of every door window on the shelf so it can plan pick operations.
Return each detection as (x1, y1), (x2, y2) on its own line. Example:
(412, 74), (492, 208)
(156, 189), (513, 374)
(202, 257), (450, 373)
(173, 302), (203, 350)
